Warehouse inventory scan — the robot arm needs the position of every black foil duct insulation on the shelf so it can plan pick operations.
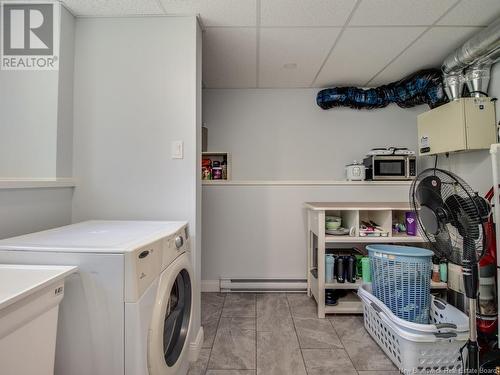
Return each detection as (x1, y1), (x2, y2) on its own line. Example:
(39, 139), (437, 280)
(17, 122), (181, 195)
(316, 69), (448, 110)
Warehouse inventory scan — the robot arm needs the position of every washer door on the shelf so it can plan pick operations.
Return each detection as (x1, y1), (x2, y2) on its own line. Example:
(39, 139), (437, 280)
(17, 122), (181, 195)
(148, 254), (193, 375)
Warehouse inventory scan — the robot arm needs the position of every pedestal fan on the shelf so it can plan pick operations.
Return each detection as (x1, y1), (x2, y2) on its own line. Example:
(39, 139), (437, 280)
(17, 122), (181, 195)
(410, 168), (492, 373)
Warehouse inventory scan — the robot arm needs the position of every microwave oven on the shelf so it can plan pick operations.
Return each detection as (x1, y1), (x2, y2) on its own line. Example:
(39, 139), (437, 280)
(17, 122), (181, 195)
(363, 155), (416, 180)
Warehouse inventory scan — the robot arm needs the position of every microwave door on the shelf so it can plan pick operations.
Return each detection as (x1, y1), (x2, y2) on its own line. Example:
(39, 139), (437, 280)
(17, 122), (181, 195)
(373, 158), (406, 180)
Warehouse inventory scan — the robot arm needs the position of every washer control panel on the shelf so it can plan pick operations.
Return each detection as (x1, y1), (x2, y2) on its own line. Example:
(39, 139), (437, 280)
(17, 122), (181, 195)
(162, 224), (189, 270)
(124, 240), (162, 302)
(175, 235), (184, 249)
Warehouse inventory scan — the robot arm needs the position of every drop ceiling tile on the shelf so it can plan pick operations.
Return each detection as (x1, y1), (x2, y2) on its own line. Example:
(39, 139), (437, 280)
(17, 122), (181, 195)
(349, 0), (456, 26)
(437, 0), (500, 26)
(203, 28), (257, 88)
(369, 26), (481, 86)
(259, 28), (341, 87)
(314, 27), (425, 87)
(160, 0), (257, 26)
(261, 0), (357, 27)
(62, 0), (163, 16)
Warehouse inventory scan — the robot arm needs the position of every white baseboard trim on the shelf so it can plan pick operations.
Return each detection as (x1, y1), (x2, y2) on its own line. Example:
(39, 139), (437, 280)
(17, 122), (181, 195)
(189, 326), (204, 363)
(201, 280), (220, 292)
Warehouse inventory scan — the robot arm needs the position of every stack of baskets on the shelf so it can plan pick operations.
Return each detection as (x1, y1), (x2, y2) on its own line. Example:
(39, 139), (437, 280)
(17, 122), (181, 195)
(368, 244), (432, 324)
(358, 245), (469, 374)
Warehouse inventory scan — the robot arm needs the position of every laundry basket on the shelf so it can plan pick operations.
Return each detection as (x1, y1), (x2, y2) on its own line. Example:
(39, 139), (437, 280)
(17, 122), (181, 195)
(358, 284), (468, 374)
(368, 244), (433, 323)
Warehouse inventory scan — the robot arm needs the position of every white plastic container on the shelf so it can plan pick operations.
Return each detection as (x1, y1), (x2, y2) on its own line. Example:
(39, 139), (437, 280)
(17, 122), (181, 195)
(0, 265), (77, 375)
(358, 284), (469, 374)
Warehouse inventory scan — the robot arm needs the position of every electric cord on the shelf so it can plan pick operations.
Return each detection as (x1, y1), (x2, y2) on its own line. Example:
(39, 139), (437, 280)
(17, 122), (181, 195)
(459, 341), (467, 374)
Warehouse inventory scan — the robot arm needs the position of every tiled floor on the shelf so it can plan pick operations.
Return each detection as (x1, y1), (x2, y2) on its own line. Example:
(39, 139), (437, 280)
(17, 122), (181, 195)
(189, 293), (400, 375)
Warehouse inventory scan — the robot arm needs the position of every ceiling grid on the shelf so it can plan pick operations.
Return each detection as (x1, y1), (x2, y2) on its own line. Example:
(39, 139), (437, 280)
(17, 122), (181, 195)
(62, 0), (500, 89)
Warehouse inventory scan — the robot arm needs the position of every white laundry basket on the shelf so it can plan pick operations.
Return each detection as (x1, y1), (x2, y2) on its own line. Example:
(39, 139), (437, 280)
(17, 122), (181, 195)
(358, 284), (469, 374)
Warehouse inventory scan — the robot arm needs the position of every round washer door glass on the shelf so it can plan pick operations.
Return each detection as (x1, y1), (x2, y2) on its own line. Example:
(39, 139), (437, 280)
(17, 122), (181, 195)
(163, 269), (192, 367)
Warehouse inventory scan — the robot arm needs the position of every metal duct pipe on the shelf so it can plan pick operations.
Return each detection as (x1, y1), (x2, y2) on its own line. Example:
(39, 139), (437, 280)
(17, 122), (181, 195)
(464, 64), (491, 98)
(442, 18), (500, 75)
(442, 18), (500, 100)
(443, 73), (464, 101)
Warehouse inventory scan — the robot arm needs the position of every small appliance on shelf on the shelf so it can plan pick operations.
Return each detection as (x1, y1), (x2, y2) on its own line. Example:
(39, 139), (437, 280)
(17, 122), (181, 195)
(363, 146), (416, 181)
(366, 147), (416, 156)
(345, 160), (365, 181)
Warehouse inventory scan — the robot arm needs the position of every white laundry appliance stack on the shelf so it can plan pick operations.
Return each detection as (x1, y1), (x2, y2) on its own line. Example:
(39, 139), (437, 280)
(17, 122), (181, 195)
(0, 220), (193, 375)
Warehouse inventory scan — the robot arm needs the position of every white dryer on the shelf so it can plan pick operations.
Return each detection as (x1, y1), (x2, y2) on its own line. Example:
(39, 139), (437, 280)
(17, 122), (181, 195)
(0, 220), (194, 375)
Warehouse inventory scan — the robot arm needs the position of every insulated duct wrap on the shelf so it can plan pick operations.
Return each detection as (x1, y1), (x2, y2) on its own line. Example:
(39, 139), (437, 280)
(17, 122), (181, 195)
(316, 69), (447, 110)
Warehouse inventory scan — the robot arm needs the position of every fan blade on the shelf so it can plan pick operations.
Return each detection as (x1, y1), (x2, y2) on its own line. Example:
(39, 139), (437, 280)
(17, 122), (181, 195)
(435, 228), (458, 262)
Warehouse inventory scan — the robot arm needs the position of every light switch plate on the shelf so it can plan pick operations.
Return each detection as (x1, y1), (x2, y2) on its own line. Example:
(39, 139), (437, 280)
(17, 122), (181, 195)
(171, 140), (184, 159)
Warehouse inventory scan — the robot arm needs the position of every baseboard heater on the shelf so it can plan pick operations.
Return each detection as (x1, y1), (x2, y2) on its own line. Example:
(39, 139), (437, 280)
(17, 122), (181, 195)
(219, 278), (307, 292)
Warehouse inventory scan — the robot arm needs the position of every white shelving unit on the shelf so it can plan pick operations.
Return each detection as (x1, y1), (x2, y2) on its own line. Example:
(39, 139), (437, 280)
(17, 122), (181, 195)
(305, 202), (447, 318)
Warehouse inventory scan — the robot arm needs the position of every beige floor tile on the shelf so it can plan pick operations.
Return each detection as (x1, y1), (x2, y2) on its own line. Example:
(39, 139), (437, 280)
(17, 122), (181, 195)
(222, 293), (256, 318)
(202, 293), (226, 323)
(301, 348), (357, 375)
(328, 315), (368, 341)
(286, 293), (317, 318)
(293, 317), (343, 349)
(208, 317), (256, 370)
(257, 293), (294, 332)
(257, 329), (306, 375)
(206, 371), (256, 375)
(188, 348), (210, 375)
(341, 337), (397, 371)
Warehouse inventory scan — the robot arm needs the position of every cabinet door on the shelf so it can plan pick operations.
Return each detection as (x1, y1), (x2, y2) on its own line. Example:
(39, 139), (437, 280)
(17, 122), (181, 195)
(465, 98), (497, 150)
(417, 100), (466, 155)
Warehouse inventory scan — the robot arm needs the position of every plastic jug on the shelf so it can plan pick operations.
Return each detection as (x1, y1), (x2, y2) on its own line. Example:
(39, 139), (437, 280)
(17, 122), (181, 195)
(325, 254), (335, 283)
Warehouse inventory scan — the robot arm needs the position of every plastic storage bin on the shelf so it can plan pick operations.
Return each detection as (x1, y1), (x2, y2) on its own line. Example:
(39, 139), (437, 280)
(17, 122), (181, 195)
(368, 244), (433, 323)
(358, 284), (468, 374)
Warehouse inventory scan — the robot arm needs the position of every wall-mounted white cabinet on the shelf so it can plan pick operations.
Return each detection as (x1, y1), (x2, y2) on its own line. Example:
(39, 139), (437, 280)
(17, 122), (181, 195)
(417, 97), (497, 156)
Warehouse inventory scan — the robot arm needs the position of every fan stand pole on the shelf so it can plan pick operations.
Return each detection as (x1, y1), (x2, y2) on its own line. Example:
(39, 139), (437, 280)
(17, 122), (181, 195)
(490, 144), (500, 350)
(466, 297), (479, 373)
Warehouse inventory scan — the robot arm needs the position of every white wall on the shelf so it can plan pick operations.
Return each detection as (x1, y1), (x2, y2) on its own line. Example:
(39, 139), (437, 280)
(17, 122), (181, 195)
(0, 70), (58, 178)
(57, 7), (76, 177)
(0, 188), (73, 239)
(202, 183), (412, 281)
(0, 7), (75, 240)
(71, 14), (202, 344)
(0, 6), (75, 178)
(203, 89), (425, 180)
(201, 68), (499, 282)
(201, 88), (430, 282)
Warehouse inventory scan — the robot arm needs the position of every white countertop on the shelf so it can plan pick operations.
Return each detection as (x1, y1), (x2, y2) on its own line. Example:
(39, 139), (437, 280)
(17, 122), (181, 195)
(0, 265), (77, 310)
(304, 202), (413, 211)
(0, 220), (188, 253)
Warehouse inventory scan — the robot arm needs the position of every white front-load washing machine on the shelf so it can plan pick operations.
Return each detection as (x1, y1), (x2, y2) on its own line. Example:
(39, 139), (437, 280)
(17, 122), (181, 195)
(0, 220), (194, 375)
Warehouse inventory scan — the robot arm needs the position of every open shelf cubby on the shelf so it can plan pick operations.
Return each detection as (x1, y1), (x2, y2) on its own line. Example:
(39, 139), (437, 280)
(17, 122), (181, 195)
(305, 202), (440, 318)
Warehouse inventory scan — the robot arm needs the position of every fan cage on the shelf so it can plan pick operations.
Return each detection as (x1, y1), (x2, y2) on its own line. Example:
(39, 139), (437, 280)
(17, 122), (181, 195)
(409, 168), (487, 266)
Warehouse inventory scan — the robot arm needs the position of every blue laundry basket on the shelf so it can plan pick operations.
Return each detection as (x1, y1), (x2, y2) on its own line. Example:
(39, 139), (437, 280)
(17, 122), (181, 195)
(367, 245), (433, 324)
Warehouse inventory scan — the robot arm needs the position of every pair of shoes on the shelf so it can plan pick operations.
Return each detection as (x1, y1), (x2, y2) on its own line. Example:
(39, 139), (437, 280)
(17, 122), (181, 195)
(325, 289), (349, 306)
